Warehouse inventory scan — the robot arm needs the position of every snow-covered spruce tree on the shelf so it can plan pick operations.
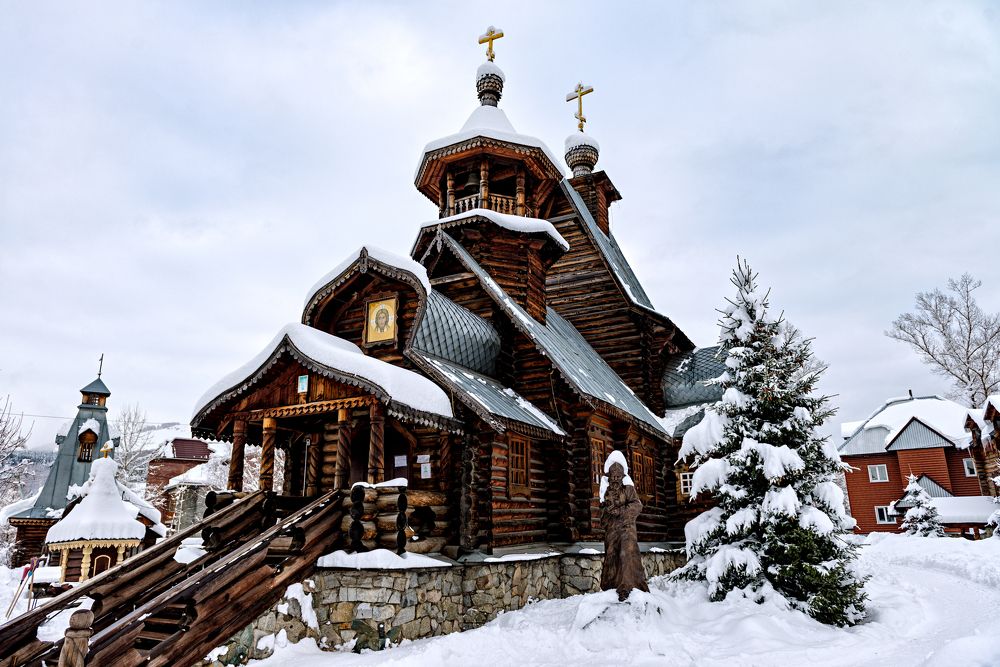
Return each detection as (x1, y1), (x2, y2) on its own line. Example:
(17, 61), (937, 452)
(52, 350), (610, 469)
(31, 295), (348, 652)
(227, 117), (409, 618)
(896, 474), (945, 537)
(675, 259), (867, 627)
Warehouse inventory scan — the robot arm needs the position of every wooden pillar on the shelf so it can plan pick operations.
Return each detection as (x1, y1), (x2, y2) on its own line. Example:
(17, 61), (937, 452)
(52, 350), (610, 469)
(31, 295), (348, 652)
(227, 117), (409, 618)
(79, 545), (93, 582)
(58, 609), (93, 667)
(515, 169), (526, 216)
(59, 547), (68, 584)
(368, 403), (385, 485)
(260, 417), (277, 492)
(335, 409), (352, 489)
(446, 171), (455, 216)
(479, 159), (490, 207)
(115, 544), (125, 565)
(228, 419), (247, 492)
(305, 434), (320, 496)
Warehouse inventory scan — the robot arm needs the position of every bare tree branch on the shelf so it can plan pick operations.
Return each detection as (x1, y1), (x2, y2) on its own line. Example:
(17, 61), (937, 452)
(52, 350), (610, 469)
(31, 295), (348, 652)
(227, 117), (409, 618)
(0, 396), (33, 562)
(887, 274), (1000, 406)
(113, 403), (165, 492)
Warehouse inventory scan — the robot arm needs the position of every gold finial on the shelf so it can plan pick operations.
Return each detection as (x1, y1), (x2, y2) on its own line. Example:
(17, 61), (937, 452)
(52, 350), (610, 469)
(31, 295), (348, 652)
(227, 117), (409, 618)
(100, 441), (114, 458)
(478, 26), (504, 62)
(566, 82), (594, 132)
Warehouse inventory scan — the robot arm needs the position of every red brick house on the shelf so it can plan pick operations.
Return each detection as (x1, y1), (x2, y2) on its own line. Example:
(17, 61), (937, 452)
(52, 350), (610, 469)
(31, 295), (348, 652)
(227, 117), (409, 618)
(839, 394), (993, 535)
(146, 438), (211, 526)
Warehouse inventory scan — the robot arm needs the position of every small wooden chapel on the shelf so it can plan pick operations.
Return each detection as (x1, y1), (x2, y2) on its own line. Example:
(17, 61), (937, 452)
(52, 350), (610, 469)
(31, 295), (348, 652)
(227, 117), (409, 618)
(192, 30), (721, 552)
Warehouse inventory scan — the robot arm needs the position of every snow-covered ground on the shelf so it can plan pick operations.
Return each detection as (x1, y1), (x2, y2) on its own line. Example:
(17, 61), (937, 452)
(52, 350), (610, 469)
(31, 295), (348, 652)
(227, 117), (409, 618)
(249, 534), (1000, 667)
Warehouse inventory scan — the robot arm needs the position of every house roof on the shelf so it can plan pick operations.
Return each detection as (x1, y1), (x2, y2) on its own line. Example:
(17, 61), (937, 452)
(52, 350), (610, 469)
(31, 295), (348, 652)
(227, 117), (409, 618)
(46, 457), (147, 544)
(839, 395), (973, 456)
(412, 290), (500, 376)
(437, 233), (667, 437)
(662, 346), (726, 409)
(929, 496), (997, 524)
(171, 438), (211, 460)
(191, 323), (455, 427)
(914, 474), (953, 499)
(80, 377), (111, 396)
(415, 352), (566, 437)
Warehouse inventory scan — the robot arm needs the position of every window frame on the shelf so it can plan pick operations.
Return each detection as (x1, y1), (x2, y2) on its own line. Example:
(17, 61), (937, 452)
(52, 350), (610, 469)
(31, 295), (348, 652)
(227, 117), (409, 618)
(867, 464), (889, 483)
(590, 437), (608, 493)
(963, 458), (977, 477)
(874, 505), (895, 524)
(680, 471), (694, 497)
(508, 434), (530, 498)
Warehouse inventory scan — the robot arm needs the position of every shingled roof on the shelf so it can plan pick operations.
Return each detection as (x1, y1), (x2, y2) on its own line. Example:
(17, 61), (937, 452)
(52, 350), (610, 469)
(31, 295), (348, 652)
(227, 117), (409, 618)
(662, 346), (726, 409)
(412, 290), (500, 376)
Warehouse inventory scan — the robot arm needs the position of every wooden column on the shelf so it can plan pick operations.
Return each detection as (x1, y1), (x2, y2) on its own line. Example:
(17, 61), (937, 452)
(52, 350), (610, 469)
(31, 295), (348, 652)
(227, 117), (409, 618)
(515, 169), (526, 216)
(260, 417), (277, 492)
(305, 433), (320, 496)
(446, 171), (455, 216)
(367, 403), (385, 485)
(479, 159), (490, 206)
(79, 545), (93, 582)
(228, 419), (247, 492)
(335, 409), (352, 489)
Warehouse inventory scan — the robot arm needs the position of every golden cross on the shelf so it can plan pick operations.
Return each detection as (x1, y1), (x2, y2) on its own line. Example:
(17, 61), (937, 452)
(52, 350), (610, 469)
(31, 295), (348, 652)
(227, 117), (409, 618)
(566, 82), (594, 132)
(478, 26), (504, 62)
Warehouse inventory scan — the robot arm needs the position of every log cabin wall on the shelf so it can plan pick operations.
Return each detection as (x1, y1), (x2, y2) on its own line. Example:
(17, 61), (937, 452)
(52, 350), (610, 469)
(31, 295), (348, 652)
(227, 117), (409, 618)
(490, 431), (550, 547)
(457, 228), (548, 323)
(10, 522), (53, 566)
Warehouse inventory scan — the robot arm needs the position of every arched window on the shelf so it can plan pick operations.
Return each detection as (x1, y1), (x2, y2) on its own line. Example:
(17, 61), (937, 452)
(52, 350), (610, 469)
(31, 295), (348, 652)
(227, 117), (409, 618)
(78, 431), (97, 462)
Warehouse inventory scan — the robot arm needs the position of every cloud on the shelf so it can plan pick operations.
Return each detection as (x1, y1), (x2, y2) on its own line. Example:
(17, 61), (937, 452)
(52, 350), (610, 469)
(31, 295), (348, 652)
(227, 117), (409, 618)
(1, 1), (998, 448)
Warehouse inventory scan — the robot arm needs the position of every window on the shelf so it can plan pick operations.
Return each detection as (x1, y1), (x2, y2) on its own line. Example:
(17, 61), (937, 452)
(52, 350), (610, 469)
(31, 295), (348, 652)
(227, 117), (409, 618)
(631, 451), (655, 500)
(297, 375), (308, 394)
(508, 436), (529, 496)
(875, 506), (895, 524)
(964, 458), (977, 477)
(680, 472), (695, 496)
(591, 437), (608, 490)
(78, 432), (97, 462)
(868, 464), (889, 483)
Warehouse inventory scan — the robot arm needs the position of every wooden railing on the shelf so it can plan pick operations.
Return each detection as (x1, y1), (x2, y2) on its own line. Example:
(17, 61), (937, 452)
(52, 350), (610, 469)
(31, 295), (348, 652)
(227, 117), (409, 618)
(0, 491), (270, 667)
(82, 490), (346, 667)
(450, 193), (529, 217)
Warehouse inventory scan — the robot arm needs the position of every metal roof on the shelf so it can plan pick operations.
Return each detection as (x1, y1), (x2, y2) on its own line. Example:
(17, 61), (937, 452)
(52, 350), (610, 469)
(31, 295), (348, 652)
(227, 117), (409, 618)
(416, 353), (566, 436)
(662, 346), (726, 408)
(79, 377), (111, 396)
(839, 426), (892, 456)
(885, 418), (953, 451)
(412, 290), (500, 376)
(560, 180), (656, 311)
(916, 474), (954, 499)
(439, 234), (667, 436)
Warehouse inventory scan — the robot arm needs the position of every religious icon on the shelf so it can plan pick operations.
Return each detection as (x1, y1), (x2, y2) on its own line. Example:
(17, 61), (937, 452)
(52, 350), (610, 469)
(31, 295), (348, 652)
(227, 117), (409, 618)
(365, 297), (397, 344)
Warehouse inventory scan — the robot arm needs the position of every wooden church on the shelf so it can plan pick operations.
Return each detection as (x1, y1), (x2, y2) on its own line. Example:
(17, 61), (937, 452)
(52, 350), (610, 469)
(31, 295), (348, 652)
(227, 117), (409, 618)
(192, 31), (721, 552)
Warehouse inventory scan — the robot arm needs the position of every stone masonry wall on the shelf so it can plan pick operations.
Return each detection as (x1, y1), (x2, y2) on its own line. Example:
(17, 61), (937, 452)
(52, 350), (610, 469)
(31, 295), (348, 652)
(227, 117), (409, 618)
(207, 550), (684, 663)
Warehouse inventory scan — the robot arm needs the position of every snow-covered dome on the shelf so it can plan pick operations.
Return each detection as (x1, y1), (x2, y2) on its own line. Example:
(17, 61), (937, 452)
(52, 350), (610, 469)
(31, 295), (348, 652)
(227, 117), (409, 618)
(45, 457), (146, 544)
(565, 132), (600, 152)
(476, 60), (505, 84)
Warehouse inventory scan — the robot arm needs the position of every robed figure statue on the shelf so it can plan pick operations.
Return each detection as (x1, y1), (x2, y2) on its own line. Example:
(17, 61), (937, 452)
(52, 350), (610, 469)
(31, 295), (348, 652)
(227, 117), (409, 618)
(599, 453), (649, 601)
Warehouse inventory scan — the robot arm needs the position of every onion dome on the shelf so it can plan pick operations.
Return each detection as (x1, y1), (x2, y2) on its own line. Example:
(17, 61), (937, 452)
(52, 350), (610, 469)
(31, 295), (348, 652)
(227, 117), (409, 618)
(565, 132), (600, 177)
(476, 61), (505, 107)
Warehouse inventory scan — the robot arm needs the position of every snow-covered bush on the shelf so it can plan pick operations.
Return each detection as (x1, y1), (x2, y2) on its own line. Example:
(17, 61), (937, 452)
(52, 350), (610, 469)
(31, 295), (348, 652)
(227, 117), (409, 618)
(896, 474), (945, 537)
(674, 259), (867, 627)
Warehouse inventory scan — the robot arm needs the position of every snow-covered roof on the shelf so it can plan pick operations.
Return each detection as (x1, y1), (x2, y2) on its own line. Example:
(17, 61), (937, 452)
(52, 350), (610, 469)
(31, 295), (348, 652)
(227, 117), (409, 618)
(192, 322), (454, 422)
(0, 489), (41, 526)
(476, 60), (505, 83)
(303, 245), (431, 312)
(417, 105), (564, 180)
(45, 457), (147, 544)
(839, 395), (972, 456)
(416, 352), (566, 436)
(984, 394), (1000, 419)
(929, 496), (998, 524)
(79, 418), (101, 436)
(840, 420), (864, 439)
(417, 208), (569, 252)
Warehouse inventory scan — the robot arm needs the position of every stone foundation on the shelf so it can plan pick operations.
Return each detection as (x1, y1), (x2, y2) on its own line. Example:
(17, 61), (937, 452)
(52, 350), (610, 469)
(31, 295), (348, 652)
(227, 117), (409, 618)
(207, 548), (684, 663)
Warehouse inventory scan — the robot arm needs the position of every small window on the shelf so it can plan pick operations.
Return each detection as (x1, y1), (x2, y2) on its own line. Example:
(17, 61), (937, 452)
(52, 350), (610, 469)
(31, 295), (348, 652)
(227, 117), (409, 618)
(875, 506), (895, 524)
(680, 471), (694, 496)
(868, 464), (889, 483)
(630, 451), (655, 500)
(964, 458), (977, 477)
(508, 436), (529, 496)
(78, 431), (97, 463)
(297, 375), (308, 394)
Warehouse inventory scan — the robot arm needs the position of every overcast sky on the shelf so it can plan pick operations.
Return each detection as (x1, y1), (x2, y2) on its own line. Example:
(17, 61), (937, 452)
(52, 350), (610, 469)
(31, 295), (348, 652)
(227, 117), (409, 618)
(2, 1), (998, 450)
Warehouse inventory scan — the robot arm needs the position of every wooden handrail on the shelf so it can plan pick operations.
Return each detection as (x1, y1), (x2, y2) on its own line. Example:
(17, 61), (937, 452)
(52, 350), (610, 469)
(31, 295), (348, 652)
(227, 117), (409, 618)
(0, 491), (268, 667)
(84, 490), (346, 667)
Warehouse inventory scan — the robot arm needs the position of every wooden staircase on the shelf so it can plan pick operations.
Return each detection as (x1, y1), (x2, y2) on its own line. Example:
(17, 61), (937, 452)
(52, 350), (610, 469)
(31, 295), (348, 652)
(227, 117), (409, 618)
(0, 489), (346, 667)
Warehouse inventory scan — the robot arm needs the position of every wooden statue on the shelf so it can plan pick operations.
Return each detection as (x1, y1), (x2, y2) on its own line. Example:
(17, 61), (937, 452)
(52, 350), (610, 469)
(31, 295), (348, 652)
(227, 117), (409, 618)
(599, 454), (648, 601)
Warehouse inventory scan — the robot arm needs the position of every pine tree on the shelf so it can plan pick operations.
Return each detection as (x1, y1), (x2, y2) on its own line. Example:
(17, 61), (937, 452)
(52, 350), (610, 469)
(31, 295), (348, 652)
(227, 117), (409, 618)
(675, 259), (867, 627)
(897, 474), (945, 537)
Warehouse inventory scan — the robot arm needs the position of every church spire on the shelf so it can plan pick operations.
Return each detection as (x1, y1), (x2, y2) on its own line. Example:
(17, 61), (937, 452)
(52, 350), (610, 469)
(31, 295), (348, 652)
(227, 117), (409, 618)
(475, 26), (505, 107)
(564, 82), (600, 177)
